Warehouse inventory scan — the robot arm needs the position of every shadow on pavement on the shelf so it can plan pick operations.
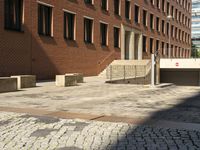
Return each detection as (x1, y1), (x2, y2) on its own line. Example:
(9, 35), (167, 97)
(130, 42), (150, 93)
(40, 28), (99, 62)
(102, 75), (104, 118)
(110, 92), (200, 150)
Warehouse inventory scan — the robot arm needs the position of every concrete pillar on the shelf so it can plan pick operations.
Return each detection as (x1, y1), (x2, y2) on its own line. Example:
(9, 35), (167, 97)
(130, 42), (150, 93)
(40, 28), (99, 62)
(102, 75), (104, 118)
(121, 25), (125, 60)
(129, 32), (135, 60)
(138, 34), (143, 60)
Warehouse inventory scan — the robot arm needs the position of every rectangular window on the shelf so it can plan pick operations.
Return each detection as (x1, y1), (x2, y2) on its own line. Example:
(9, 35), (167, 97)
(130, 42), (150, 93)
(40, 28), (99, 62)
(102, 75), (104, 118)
(84, 18), (93, 43)
(64, 12), (75, 40)
(156, 40), (159, 51)
(150, 14), (154, 30)
(143, 10), (147, 26)
(125, 0), (130, 20)
(167, 2), (170, 15)
(162, 0), (165, 12)
(101, 0), (108, 11)
(162, 42), (165, 55)
(156, 17), (160, 32)
(114, 27), (120, 48)
(100, 23), (108, 46)
(161, 20), (165, 34)
(166, 22), (169, 36)
(114, 0), (120, 15)
(134, 5), (140, 23)
(166, 43), (169, 56)
(4, 0), (23, 31)
(38, 4), (52, 36)
(150, 38), (154, 53)
(142, 36), (147, 52)
(85, 0), (93, 4)
(150, 0), (154, 5)
(157, 0), (160, 9)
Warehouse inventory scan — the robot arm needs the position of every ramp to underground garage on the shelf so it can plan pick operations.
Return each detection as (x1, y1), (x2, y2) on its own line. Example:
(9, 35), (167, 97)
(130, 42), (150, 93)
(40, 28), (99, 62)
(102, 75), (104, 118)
(160, 59), (200, 86)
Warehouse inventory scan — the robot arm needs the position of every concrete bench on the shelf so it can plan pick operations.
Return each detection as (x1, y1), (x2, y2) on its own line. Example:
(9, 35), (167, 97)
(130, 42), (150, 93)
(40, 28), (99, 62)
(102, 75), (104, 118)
(0, 77), (17, 93)
(11, 75), (36, 89)
(65, 73), (84, 83)
(56, 75), (77, 87)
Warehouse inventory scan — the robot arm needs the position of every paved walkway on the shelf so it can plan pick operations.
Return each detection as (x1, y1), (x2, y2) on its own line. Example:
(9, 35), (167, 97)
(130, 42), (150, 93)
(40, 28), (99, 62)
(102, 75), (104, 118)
(1, 112), (200, 150)
(0, 76), (200, 149)
(0, 77), (200, 123)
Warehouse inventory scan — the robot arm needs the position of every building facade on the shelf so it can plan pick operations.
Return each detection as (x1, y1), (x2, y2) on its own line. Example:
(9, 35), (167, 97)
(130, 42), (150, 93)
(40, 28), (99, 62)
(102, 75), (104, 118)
(0, 0), (191, 79)
(192, 0), (200, 51)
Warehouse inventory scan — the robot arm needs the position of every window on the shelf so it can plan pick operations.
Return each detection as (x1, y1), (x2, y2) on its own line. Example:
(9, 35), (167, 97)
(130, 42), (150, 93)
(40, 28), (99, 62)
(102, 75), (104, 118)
(156, 17), (160, 32)
(125, 0), (130, 20)
(171, 5), (174, 17)
(134, 5), (140, 23)
(150, 14), (154, 30)
(166, 43), (169, 56)
(4, 0), (23, 31)
(162, 0), (165, 12)
(101, 0), (108, 11)
(161, 20), (165, 34)
(162, 42), (165, 55)
(38, 4), (52, 36)
(100, 23), (108, 46)
(143, 10), (147, 26)
(150, 0), (154, 5)
(156, 40), (159, 51)
(85, 0), (93, 5)
(142, 36), (147, 52)
(167, 2), (170, 15)
(157, 0), (160, 9)
(150, 38), (154, 53)
(64, 12), (75, 40)
(166, 22), (169, 36)
(114, 27), (120, 48)
(114, 0), (120, 15)
(84, 18), (93, 43)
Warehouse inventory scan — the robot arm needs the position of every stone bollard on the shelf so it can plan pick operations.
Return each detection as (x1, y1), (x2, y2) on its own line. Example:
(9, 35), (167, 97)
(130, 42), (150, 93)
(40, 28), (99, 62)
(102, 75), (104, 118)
(11, 75), (36, 89)
(56, 75), (77, 87)
(0, 77), (17, 93)
(66, 73), (84, 83)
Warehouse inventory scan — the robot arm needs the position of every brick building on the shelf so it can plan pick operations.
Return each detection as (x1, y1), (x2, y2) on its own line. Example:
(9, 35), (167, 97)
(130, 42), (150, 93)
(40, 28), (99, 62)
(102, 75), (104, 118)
(0, 0), (192, 79)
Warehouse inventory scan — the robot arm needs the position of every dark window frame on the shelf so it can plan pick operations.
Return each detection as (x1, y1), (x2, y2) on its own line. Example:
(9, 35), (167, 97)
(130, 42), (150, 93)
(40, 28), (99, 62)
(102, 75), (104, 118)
(64, 11), (75, 40)
(4, 0), (23, 31)
(84, 18), (93, 43)
(100, 23), (108, 46)
(114, 27), (120, 48)
(38, 4), (53, 37)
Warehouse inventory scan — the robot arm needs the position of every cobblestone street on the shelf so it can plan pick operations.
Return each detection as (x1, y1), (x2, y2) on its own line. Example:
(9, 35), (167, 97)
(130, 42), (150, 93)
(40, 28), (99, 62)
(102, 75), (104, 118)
(0, 77), (200, 149)
(1, 112), (200, 150)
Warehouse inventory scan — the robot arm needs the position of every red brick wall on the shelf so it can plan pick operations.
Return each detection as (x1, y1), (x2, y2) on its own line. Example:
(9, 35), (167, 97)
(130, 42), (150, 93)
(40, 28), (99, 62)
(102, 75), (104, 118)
(0, 0), (191, 79)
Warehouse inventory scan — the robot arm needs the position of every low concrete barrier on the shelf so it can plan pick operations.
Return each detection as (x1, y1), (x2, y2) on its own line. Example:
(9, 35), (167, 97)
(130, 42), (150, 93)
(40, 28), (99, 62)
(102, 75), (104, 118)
(0, 77), (17, 93)
(65, 73), (84, 83)
(11, 75), (36, 89)
(56, 75), (77, 87)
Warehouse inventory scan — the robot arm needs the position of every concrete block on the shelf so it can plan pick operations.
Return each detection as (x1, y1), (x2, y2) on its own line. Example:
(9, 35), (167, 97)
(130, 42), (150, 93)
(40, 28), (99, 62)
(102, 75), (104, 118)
(11, 75), (36, 89)
(56, 75), (77, 87)
(0, 77), (17, 93)
(65, 73), (84, 83)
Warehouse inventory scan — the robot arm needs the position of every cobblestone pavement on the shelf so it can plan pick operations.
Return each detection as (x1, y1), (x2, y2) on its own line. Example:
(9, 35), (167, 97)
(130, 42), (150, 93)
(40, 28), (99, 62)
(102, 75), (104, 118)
(1, 112), (200, 150)
(0, 77), (199, 123)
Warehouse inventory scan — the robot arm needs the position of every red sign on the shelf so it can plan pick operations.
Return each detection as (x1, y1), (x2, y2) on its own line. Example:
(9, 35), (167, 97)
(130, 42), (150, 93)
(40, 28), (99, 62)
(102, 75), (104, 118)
(175, 62), (179, 67)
